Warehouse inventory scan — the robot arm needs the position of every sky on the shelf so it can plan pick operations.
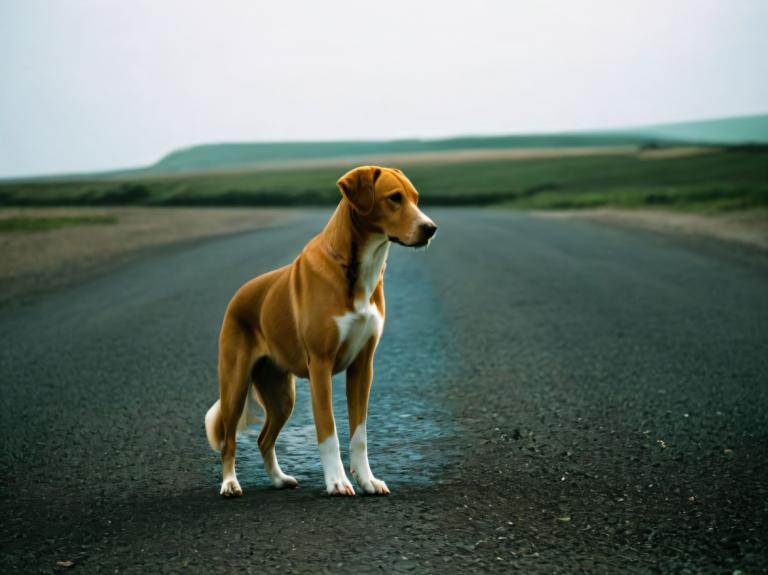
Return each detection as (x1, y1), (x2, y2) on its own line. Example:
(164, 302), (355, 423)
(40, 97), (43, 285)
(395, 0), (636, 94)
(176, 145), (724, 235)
(1, 0), (767, 178)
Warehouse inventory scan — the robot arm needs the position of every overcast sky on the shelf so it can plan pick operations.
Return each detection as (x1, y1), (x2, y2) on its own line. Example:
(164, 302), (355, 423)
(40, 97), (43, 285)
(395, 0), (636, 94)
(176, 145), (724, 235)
(1, 0), (767, 178)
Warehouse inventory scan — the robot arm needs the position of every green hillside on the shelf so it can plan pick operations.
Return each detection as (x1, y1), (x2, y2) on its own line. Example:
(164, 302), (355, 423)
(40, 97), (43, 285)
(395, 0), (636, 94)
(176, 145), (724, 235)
(1, 115), (766, 212)
(2, 147), (766, 212)
(3, 113), (765, 183)
(148, 114), (768, 174)
(627, 114), (768, 145)
(150, 133), (665, 174)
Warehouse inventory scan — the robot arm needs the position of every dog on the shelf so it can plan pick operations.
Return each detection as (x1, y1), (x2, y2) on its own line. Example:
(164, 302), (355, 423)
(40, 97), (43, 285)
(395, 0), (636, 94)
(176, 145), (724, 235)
(205, 166), (437, 496)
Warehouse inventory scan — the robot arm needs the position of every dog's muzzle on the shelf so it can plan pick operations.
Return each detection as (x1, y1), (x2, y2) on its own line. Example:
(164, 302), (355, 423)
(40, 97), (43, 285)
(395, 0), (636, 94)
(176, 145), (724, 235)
(388, 223), (437, 248)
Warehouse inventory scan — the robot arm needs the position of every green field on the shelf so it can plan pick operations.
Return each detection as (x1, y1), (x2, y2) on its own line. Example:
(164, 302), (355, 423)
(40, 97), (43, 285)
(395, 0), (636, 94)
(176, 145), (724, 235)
(1, 146), (766, 211)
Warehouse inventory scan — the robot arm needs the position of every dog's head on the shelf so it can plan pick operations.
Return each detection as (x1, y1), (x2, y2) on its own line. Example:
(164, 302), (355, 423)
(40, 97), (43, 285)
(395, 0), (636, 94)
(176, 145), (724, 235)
(337, 166), (437, 247)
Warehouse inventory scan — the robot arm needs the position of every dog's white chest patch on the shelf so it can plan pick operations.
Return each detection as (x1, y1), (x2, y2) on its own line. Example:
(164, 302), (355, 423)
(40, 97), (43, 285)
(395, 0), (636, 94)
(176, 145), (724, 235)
(333, 235), (388, 370)
(334, 302), (383, 370)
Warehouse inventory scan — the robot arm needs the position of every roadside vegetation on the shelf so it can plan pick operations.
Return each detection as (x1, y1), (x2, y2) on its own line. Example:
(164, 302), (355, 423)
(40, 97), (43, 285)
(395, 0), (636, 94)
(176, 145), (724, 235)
(0, 146), (766, 212)
(0, 214), (117, 233)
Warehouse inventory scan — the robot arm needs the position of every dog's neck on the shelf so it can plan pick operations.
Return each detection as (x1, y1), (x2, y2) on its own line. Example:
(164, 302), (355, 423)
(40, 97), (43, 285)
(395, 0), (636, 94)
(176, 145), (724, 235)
(323, 201), (389, 308)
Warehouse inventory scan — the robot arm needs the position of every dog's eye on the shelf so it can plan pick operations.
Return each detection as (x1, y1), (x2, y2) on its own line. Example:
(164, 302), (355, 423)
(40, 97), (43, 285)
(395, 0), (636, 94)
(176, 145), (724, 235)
(388, 193), (402, 204)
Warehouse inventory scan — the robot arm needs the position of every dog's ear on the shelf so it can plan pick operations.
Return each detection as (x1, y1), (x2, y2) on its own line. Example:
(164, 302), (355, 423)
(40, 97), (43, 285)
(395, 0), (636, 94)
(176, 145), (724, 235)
(337, 166), (382, 215)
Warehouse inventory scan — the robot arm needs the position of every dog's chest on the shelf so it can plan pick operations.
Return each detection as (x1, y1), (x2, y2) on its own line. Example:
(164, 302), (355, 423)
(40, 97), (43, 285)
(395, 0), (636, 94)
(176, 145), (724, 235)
(332, 238), (388, 370)
(334, 302), (383, 370)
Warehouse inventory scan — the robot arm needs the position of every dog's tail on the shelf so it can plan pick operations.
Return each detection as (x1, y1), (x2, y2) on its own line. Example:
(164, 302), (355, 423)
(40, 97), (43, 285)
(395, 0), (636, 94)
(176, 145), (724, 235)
(205, 399), (224, 452)
(205, 388), (265, 452)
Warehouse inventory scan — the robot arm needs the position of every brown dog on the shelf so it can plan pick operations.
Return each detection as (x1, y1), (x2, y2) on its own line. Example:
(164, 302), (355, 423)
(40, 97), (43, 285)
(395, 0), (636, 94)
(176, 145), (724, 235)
(205, 166), (437, 496)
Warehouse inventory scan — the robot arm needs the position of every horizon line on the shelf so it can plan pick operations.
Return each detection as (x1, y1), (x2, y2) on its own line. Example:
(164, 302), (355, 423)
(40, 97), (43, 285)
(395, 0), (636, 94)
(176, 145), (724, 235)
(3, 111), (766, 182)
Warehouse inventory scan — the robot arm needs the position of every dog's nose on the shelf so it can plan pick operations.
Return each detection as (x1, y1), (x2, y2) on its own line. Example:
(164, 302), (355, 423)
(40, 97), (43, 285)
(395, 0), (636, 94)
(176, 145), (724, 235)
(420, 222), (437, 239)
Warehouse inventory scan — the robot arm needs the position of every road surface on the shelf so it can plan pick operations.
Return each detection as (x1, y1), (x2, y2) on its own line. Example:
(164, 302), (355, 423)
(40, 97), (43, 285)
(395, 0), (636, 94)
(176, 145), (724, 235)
(2, 209), (767, 573)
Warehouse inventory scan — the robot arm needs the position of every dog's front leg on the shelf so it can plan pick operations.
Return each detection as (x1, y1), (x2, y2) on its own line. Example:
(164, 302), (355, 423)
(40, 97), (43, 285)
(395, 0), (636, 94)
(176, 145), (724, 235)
(346, 339), (390, 495)
(309, 357), (355, 496)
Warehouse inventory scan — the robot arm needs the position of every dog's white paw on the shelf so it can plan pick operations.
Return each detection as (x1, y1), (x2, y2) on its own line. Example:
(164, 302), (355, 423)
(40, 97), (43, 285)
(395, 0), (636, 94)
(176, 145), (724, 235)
(348, 423), (388, 495)
(272, 473), (299, 489)
(220, 477), (243, 497)
(358, 476), (390, 496)
(263, 449), (298, 489)
(326, 474), (356, 496)
(319, 435), (355, 495)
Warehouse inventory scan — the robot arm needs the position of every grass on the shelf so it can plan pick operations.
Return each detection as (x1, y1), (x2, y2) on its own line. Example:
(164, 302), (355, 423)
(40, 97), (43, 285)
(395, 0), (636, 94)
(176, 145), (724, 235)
(0, 215), (118, 233)
(0, 146), (766, 212)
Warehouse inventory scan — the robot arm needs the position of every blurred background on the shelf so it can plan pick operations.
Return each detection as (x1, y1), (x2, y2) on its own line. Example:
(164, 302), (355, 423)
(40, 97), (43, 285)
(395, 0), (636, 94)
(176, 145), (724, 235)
(0, 0), (766, 210)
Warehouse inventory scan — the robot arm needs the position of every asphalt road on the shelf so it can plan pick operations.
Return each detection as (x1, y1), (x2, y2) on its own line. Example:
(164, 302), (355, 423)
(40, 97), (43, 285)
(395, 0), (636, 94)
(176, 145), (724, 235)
(2, 209), (767, 573)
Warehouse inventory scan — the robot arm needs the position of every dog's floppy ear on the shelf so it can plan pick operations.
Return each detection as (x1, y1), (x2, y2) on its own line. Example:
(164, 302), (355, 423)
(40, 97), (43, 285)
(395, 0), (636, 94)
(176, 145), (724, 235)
(337, 166), (381, 215)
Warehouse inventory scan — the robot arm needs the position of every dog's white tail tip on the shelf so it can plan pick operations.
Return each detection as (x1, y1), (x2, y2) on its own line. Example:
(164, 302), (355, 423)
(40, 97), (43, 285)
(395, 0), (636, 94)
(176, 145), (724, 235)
(205, 399), (223, 452)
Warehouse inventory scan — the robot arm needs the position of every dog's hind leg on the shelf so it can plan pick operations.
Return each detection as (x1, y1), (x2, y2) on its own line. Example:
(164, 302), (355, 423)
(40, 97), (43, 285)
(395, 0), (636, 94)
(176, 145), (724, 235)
(253, 358), (298, 489)
(217, 322), (255, 497)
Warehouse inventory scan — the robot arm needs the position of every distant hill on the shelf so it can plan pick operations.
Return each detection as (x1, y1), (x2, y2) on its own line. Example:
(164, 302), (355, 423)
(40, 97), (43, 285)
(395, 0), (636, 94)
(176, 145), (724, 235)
(627, 114), (768, 145)
(149, 113), (768, 175)
(149, 133), (671, 174)
(2, 113), (766, 183)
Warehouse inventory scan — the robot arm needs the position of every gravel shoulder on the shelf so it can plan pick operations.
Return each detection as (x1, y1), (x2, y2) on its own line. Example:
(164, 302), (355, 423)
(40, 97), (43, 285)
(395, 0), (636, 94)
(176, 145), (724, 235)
(538, 208), (768, 251)
(0, 207), (297, 306)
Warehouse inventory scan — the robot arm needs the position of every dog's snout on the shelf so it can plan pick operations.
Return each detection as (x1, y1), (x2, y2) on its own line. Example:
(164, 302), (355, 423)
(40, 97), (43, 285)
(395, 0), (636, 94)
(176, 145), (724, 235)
(420, 222), (437, 239)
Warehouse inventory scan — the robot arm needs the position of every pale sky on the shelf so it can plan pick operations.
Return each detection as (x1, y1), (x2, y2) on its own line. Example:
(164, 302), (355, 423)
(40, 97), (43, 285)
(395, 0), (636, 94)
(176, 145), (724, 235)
(1, 0), (767, 178)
